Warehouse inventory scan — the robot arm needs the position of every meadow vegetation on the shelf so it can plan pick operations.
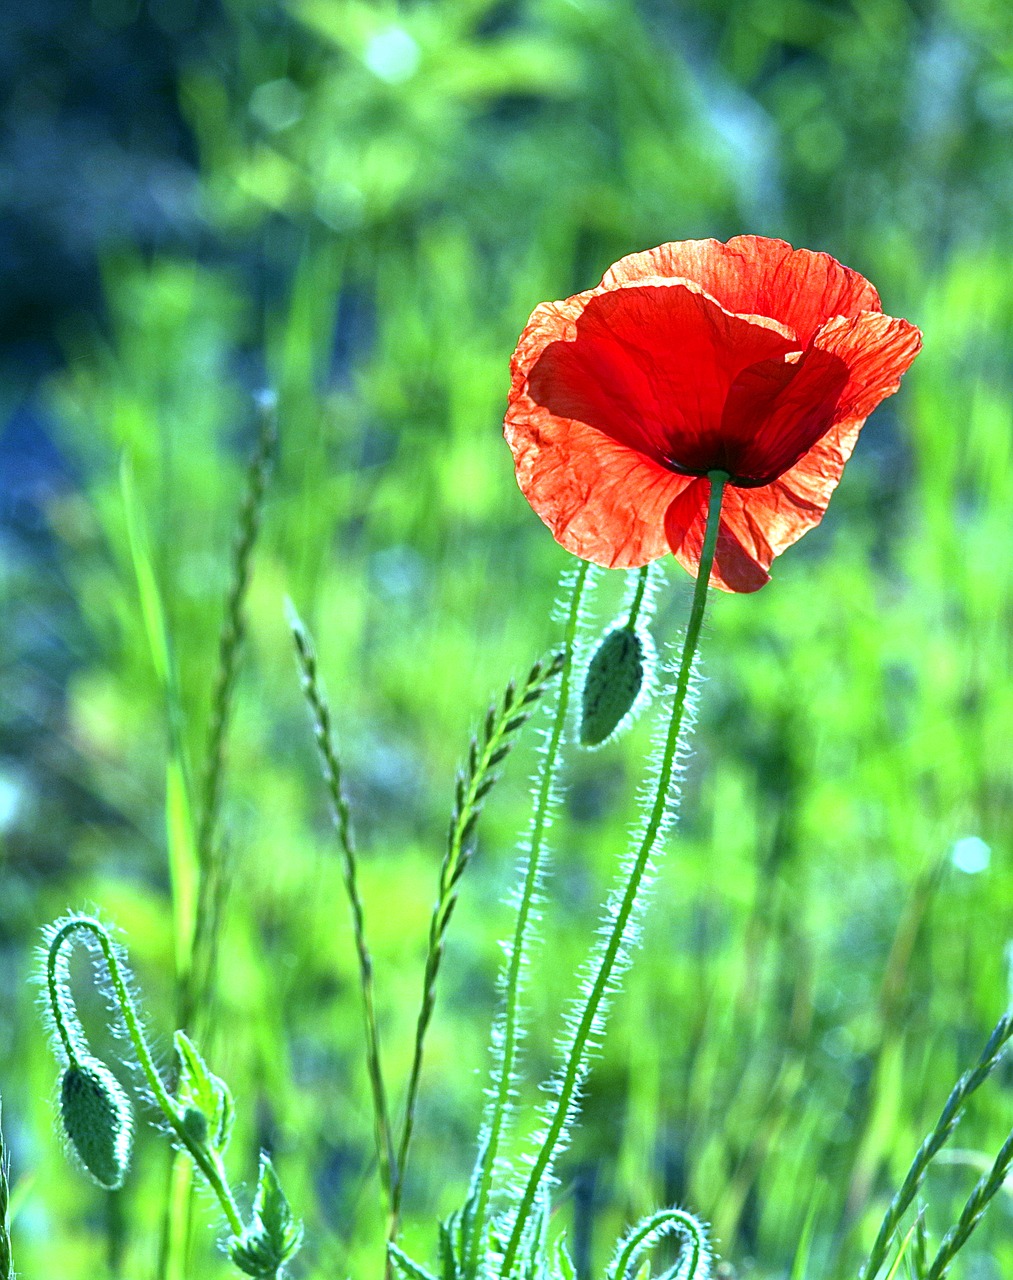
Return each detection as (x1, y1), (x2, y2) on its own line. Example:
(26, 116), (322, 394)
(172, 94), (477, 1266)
(1, 1), (1013, 1277)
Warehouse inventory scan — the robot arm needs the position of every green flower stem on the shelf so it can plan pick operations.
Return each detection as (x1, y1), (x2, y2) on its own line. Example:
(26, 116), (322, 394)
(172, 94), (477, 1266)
(465, 560), (591, 1275)
(625, 564), (650, 631)
(46, 918), (243, 1236)
(499, 472), (728, 1280)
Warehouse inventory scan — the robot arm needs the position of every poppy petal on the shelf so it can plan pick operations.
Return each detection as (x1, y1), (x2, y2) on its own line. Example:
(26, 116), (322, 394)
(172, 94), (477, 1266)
(506, 405), (692, 568)
(505, 238), (921, 591)
(753, 416), (866, 560)
(664, 480), (773, 592)
(724, 345), (852, 484)
(726, 312), (922, 567)
(602, 236), (882, 345)
(520, 281), (797, 479)
(662, 477), (708, 568)
(813, 311), (923, 424)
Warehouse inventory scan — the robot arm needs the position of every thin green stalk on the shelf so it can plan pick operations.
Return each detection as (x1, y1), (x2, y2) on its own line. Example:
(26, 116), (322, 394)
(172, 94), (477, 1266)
(625, 564), (650, 631)
(46, 917), (243, 1235)
(0, 1101), (13, 1280)
(924, 1126), (1013, 1279)
(858, 1012), (1013, 1280)
(391, 650), (567, 1242)
(465, 560), (591, 1274)
(185, 400), (276, 1034)
(499, 472), (728, 1280)
(289, 611), (397, 1210)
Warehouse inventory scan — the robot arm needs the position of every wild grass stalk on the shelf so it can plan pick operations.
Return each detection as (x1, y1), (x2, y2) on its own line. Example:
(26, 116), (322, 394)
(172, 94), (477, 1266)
(288, 606), (398, 1208)
(0, 1101), (13, 1280)
(185, 395), (277, 1034)
(858, 1012), (1013, 1280)
(392, 647), (567, 1237)
(923, 1124), (1013, 1279)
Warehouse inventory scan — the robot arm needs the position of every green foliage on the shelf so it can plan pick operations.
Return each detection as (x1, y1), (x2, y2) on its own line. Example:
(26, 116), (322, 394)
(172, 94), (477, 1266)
(228, 1155), (304, 1280)
(6, 0), (1013, 1276)
(174, 1030), (236, 1155)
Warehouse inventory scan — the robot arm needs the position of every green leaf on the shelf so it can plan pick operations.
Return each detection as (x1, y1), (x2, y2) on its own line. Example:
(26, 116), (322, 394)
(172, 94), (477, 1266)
(554, 1238), (576, 1280)
(229, 1155), (303, 1278)
(438, 1219), (460, 1280)
(120, 454), (170, 690)
(389, 1244), (439, 1280)
(173, 1031), (234, 1153)
(166, 759), (199, 980)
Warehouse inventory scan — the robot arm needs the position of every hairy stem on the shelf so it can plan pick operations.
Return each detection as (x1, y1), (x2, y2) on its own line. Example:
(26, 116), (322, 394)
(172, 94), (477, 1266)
(466, 560), (591, 1274)
(499, 472), (728, 1279)
(610, 1209), (709, 1280)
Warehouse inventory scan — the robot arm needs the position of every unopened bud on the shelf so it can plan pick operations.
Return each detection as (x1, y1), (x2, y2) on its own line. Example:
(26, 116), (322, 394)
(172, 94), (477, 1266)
(580, 626), (650, 747)
(60, 1059), (134, 1190)
(181, 1106), (210, 1146)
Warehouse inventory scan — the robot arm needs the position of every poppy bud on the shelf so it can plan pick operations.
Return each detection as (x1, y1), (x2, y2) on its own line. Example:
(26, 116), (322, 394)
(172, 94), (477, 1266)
(181, 1106), (210, 1146)
(59, 1059), (134, 1190)
(580, 626), (651, 747)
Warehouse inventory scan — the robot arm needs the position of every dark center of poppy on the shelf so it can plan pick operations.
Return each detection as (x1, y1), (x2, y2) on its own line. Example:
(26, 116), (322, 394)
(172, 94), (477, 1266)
(663, 449), (769, 489)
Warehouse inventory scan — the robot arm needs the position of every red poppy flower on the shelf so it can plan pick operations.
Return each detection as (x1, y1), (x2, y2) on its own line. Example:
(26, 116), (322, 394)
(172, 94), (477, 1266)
(504, 236), (921, 591)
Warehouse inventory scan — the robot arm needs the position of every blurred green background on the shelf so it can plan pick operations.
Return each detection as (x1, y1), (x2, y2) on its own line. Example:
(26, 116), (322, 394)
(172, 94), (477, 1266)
(2, 0), (1013, 1276)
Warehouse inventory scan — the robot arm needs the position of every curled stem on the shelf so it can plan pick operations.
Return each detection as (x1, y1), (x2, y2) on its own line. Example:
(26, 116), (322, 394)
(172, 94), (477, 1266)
(465, 560), (591, 1274)
(45, 916), (243, 1235)
(499, 472), (728, 1280)
(609, 1208), (710, 1280)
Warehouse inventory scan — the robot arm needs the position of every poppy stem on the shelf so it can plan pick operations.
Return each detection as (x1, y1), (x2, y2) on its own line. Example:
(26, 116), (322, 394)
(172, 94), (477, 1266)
(498, 472), (727, 1280)
(624, 564), (651, 630)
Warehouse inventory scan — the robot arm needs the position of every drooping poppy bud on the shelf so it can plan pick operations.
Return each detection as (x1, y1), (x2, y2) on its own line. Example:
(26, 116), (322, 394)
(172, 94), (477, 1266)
(580, 626), (652, 747)
(59, 1058), (134, 1190)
